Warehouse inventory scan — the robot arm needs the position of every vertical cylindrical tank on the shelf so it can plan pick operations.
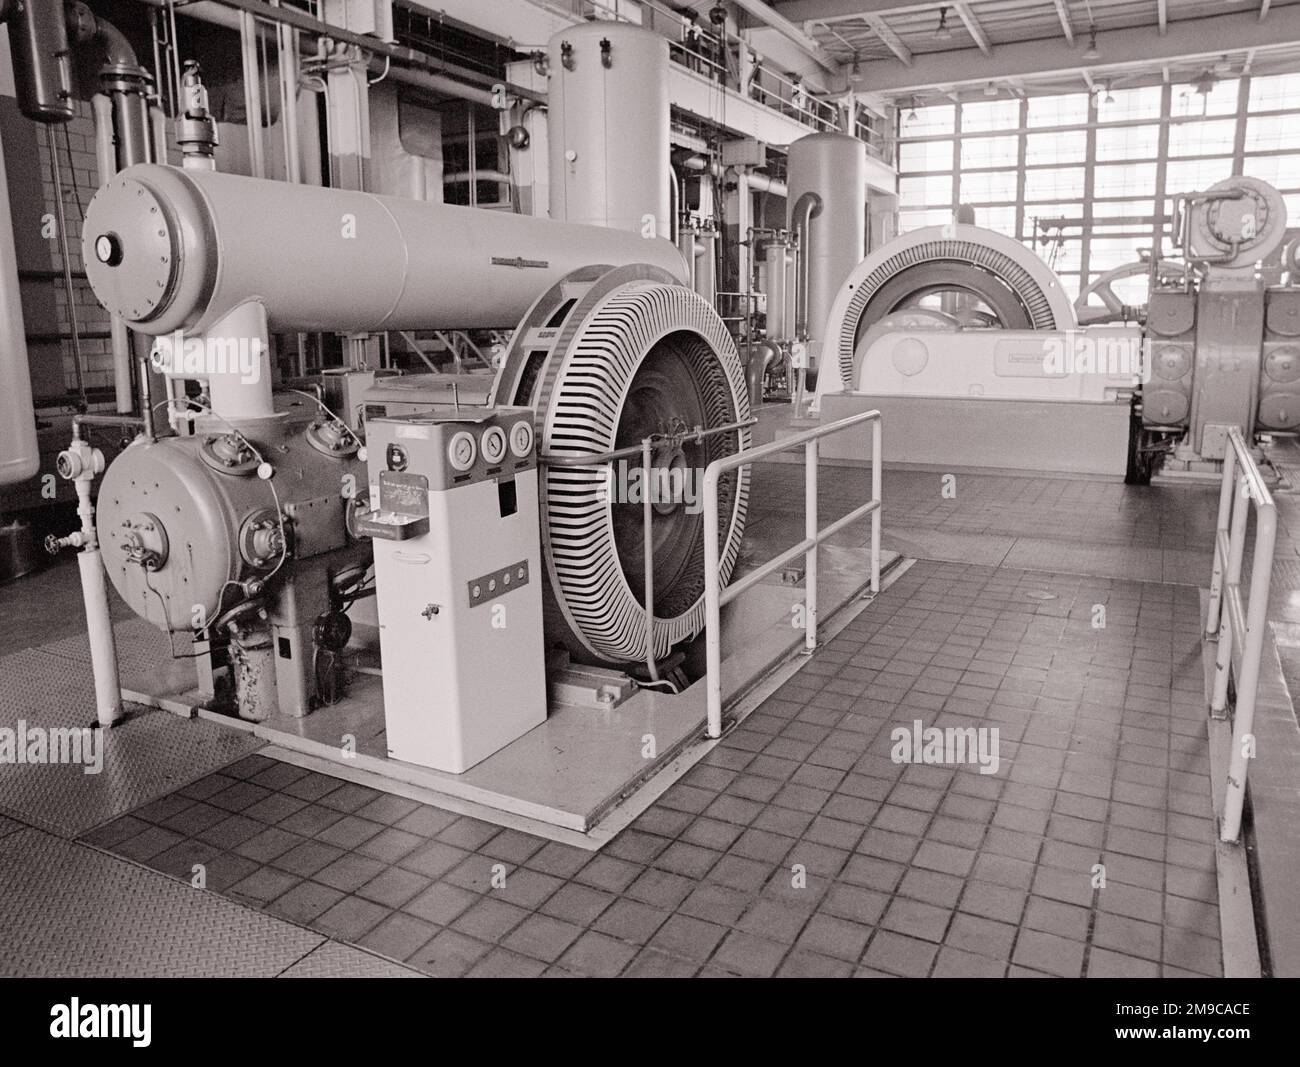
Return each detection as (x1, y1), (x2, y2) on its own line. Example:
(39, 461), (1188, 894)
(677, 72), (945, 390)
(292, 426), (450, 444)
(0, 126), (40, 487)
(547, 22), (671, 238)
(4, 0), (76, 122)
(787, 133), (867, 369)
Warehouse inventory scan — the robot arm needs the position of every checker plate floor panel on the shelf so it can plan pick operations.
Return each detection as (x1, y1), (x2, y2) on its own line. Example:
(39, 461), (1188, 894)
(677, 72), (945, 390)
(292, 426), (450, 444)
(0, 829), (324, 977)
(0, 648), (262, 837)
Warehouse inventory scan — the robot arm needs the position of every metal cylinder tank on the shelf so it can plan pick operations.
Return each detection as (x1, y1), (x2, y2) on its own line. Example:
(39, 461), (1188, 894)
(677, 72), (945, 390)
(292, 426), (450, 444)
(0, 130), (39, 486)
(3, 0), (76, 122)
(787, 133), (867, 370)
(80, 164), (688, 337)
(547, 22), (671, 239)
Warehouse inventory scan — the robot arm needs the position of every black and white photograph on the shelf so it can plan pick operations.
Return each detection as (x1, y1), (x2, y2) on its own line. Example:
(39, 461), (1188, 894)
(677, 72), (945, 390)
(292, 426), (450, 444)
(0, 0), (1295, 1036)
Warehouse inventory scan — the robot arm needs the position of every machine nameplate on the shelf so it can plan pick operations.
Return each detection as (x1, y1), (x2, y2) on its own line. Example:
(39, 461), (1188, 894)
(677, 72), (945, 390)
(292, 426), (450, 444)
(378, 472), (429, 516)
(492, 256), (549, 270)
(467, 560), (530, 607)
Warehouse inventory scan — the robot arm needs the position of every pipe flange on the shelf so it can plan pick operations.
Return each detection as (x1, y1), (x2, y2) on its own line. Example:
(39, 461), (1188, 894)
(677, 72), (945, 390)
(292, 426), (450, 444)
(239, 509), (287, 569)
(200, 433), (259, 475)
(116, 513), (170, 572)
(305, 419), (360, 459)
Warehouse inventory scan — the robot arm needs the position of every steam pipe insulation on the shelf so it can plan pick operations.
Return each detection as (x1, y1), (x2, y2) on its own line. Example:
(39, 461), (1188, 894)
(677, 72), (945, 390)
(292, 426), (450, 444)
(81, 164), (690, 337)
(792, 191), (822, 341)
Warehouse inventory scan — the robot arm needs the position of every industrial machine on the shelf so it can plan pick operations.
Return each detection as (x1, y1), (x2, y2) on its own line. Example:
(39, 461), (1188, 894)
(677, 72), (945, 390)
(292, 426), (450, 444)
(800, 175), (1295, 482)
(61, 23), (751, 776)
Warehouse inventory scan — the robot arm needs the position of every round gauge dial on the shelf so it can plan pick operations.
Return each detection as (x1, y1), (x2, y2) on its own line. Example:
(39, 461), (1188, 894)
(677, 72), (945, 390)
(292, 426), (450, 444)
(481, 426), (507, 464)
(509, 419), (534, 458)
(447, 430), (477, 472)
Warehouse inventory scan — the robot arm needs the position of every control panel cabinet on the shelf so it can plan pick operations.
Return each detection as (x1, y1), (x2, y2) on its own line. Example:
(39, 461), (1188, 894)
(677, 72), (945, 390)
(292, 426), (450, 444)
(361, 408), (547, 773)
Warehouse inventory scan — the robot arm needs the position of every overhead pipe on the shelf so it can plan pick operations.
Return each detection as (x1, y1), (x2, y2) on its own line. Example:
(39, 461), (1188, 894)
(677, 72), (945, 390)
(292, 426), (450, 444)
(675, 153), (788, 198)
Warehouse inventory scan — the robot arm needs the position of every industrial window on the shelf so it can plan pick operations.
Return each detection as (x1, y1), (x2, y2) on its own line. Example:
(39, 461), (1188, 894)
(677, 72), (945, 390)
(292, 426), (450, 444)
(896, 70), (1300, 305)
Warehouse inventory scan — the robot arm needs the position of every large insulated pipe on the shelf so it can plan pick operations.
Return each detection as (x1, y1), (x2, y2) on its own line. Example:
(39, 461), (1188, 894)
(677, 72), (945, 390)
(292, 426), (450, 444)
(81, 164), (688, 337)
(787, 133), (867, 369)
(0, 127), (40, 487)
(548, 22), (671, 238)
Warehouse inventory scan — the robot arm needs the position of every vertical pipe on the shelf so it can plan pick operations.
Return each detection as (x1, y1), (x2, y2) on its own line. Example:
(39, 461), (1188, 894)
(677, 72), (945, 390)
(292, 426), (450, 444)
(804, 437), (818, 653)
(704, 462), (723, 739)
(93, 93), (135, 414)
(642, 438), (659, 683)
(149, 104), (167, 164)
(1222, 504), (1277, 842)
(467, 101), (477, 208)
(276, 18), (301, 184)
(239, 11), (266, 178)
(870, 416), (881, 594)
(79, 547), (123, 726)
(45, 125), (86, 406)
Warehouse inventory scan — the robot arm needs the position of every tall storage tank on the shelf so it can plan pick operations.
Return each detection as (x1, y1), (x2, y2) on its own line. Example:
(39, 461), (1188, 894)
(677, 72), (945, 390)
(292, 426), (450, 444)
(787, 133), (867, 370)
(547, 22), (671, 239)
(0, 135), (39, 487)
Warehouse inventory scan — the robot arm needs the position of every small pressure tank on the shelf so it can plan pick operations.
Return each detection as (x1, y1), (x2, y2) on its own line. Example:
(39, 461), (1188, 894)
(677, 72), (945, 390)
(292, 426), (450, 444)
(787, 133), (868, 369)
(547, 22), (671, 239)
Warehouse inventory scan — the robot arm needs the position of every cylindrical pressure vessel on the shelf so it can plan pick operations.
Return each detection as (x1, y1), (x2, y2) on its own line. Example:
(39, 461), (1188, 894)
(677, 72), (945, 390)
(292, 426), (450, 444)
(80, 164), (688, 336)
(4, 0), (76, 122)
(547, 22), (671, 239)
(787, 133), (867, 369)
(0, 129), (40, 486)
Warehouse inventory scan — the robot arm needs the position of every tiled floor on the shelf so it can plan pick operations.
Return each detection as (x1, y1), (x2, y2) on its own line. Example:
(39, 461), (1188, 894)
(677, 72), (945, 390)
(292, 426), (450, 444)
(86, 561), (1223, 978)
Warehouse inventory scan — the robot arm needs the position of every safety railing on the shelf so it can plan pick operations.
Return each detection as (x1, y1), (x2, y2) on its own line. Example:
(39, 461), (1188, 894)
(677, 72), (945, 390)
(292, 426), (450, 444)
(541, 416), (758, 687)
(702, 410), (883, 739)
(1205, 426), (1278, 844)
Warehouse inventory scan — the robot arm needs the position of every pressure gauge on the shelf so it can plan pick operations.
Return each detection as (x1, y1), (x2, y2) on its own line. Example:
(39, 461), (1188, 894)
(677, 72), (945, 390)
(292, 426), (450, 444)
(481, 426), (507, 464)
(509, 420), (534, 458)
(447, 430), (477, 472)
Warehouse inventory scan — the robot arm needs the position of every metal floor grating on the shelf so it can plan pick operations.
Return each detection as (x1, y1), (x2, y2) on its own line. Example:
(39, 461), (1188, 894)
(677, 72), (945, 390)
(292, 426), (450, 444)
(0, 648), (262, 837)
(278, 939), (423, 978)
(0, 828), (325, 977)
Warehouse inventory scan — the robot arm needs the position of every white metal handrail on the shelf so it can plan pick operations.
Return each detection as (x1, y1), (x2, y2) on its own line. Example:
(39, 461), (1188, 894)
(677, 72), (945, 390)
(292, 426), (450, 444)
(1206, 426), (1278, 844)
(702, 410), (883, 739)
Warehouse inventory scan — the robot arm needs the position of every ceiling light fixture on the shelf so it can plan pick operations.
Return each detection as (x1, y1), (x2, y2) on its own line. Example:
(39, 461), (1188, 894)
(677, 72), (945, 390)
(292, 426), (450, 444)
(935, 7), (953, 40)
(1083, 25), (1100, 60)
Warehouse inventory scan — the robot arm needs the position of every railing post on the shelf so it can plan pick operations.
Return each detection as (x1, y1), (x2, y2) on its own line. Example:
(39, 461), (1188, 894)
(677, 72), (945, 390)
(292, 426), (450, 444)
(1211, 472), (1251, 717)
(1206, 443), (1237, 636)
(804, 437), (818, 653)
(1221, 501), (1278, 843)
(642, 436), (659, 683)
(703, 464), (723, 740)
(870, 416), (882, 595)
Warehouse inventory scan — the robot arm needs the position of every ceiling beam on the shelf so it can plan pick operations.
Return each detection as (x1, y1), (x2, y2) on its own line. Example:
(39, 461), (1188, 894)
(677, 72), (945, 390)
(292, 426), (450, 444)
(1053, 0), (1075, 46)
(784, 0), (1042, 23)
(730, 0), (843, 76)
(863, 15), (914, 65)
(1157, 0), (1167, 35)
(848, 4), (1300, 90)
(953, 2), (992, 55)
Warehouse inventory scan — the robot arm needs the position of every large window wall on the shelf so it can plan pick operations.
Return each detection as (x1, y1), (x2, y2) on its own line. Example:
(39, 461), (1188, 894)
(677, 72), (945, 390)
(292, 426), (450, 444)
(896, 72), (1300, 307)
